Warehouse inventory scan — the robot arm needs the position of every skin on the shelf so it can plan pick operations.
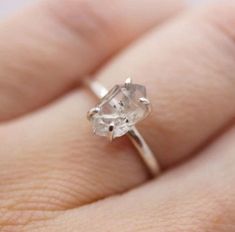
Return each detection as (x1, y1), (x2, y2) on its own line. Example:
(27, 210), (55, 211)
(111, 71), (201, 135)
(0, 0), (235, 231)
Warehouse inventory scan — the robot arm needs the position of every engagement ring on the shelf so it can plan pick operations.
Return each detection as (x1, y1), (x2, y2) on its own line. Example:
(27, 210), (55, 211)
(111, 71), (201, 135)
(86, 78), (161, 177)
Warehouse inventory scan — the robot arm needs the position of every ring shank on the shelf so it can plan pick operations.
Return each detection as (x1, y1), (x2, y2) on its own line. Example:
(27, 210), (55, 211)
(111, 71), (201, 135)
(84, 78), (161, 177)
(128, 127), (160, 176)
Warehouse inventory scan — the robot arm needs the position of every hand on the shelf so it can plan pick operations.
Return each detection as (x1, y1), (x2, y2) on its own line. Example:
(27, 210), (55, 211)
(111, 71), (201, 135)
(0, 0), (235, 231)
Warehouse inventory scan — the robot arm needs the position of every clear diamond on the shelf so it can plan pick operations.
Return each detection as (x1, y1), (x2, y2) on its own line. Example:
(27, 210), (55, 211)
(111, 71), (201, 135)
(90, 83), (150, 139)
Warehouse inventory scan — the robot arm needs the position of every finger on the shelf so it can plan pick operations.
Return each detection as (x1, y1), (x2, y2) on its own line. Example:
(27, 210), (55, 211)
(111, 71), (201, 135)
(0, 91), (148, 211)
(0, 0), (184, 121)
(96, 0), (235, 168)
(30, 124), (235, 232)
(1, 0), (235, 214)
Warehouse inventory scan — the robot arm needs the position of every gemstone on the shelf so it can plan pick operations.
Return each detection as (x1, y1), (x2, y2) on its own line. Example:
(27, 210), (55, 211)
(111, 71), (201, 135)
(89, 82), (151, 139)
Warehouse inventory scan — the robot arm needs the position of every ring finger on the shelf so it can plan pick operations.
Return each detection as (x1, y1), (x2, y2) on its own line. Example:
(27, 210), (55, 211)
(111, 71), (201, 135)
(0, 0), (185, 215)
(2, 0), (235, 215)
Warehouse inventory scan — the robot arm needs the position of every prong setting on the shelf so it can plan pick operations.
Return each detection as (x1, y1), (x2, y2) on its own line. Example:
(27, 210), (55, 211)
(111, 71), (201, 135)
(108, 123), (115, 141)
(87, 107), (100, 120)
(125, 77), (132, 88)
(139, 97), (151, 113)
(88, 79), (151, 140)
(139, 97), (150, 105)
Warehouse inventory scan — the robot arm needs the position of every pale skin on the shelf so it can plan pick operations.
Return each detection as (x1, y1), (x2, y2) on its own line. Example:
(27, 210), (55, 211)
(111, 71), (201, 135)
(0, 0), (235, 231)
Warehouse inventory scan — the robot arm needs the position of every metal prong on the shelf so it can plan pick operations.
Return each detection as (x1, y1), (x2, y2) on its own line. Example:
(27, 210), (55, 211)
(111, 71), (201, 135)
(93, 128), (96, 135)
(139, 97), (150, 105)
(125, 77), (132, 88)
(87, 107), (100, 120)
(108, 123), (115, 142)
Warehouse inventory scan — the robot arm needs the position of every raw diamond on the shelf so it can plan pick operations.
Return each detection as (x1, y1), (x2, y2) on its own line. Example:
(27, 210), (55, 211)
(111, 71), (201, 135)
(90, 82), (150, 139)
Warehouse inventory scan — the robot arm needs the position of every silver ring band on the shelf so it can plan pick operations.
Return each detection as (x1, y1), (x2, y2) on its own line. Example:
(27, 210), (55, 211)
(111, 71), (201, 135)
(85, 78), (161, 177)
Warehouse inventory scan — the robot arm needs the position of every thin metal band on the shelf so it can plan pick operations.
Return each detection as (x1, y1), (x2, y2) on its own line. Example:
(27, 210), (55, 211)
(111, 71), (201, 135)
(84, 79), (161, 177)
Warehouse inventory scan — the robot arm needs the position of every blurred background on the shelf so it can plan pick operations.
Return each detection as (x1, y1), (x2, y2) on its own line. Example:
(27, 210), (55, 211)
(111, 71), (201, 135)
(0, 0), (33, 18)
(0, 0), (217, 19)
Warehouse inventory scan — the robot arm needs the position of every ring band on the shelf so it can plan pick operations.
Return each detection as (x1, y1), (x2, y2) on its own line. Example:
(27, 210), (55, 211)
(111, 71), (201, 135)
(85, 78), (161, 177)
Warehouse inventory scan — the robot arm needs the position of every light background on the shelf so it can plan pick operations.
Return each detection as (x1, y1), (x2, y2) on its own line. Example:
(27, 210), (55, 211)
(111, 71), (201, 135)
(0, 0), (217, 19)
(0, 0), (33, 18)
